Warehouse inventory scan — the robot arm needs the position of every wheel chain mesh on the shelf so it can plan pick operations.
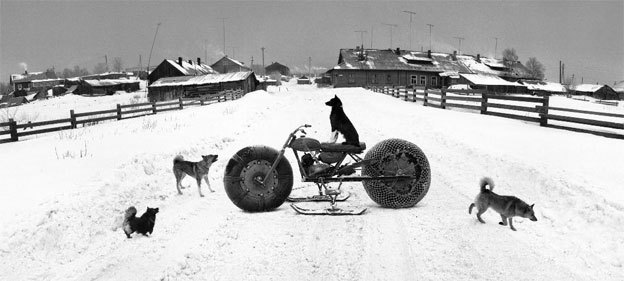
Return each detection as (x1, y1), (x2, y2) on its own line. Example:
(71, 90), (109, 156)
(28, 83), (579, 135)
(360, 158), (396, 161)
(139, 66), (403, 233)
(362, 138), (431, 208)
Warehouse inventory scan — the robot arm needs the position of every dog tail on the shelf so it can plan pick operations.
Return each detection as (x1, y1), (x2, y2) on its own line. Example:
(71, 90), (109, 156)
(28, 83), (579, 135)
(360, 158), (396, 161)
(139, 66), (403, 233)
(480, 177), (494, 192)
(173, 155), (184, 164)
(124, 206), (137, 222)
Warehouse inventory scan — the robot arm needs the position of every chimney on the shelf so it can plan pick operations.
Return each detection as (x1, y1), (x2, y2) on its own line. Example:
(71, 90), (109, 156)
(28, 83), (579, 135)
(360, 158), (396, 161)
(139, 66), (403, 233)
(197, 57), (201, 65)
(476, 54), (481, 62)
(395, 47), (401, 55)
(427, 50), (431, 58)
(178, 57), (183, 66)
(24, 70), (28, 75)
(452, 50), (457, 61)
(188, 59), (193, 64)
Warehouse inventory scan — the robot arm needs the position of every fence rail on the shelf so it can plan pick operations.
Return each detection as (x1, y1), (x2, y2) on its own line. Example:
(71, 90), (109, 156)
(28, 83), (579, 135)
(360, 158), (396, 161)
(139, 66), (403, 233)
(0, 89), (245, 144)
(368, 85), (623, 140)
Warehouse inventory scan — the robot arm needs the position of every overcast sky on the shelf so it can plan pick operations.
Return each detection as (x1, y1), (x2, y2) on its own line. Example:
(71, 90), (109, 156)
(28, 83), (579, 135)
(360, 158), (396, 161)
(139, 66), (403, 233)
(1, 0), (622, 84)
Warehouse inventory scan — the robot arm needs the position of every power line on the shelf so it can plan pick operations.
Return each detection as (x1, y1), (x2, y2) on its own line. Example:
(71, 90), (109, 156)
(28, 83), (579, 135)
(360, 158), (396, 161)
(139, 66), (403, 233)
(381, 23), (398, 49)
(426, 23), (434, 51)
(354, 30), (367, 48)
(453, 36), (464, 54)
(403, 10), (417, 50)
(147, 22), (161, 75)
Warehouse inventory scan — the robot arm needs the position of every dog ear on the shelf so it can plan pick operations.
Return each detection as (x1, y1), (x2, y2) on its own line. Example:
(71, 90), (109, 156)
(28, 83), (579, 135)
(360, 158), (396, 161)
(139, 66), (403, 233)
(530, 204), (535, 208)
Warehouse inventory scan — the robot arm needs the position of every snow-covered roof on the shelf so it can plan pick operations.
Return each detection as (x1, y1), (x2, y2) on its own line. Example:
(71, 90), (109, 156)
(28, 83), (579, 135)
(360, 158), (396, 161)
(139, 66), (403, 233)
(570, 84), (606, 93)
(457, 55), (532, 79)
(166, 59), (216, 75)
(521, 81), (567, 93)
(84, 79), (140, 87)
(331, 49), (470, 73)
(460, 73), (523, 86)
(149, 71), (254, 88)
(10, 71), (48, 83)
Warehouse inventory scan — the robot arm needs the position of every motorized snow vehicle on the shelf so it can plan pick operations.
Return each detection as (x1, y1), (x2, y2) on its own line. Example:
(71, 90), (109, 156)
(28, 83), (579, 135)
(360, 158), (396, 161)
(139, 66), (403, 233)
(223, 124), (430, 215)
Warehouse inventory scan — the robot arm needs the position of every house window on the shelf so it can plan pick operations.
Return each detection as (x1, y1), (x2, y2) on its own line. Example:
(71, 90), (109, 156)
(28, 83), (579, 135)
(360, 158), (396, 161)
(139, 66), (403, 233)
(420, 75), (426, 85)
(371, 74), (378, 84)
(386, 74), (392, 83)
(17, 84), (22, 90)
(410, 75), (418, 85)
(348, 74), (355, 84)
(431, 76), (438, 86)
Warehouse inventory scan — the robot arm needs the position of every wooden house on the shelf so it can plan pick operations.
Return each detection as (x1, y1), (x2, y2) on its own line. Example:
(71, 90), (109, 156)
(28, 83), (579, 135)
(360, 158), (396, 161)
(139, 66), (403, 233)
(75, 79), (141, 96)
(148, 57), (216, 85)
(456, 54), (534, 82)
(210, 56), (251, 73)
(147, 71), (259, 102)
(458, 73), (527, 93)
(569, 84), (619, 100)
(265, 62), (291, 76)
(327, 48), (470, 88)
(9, 70), (61, 92)
(520, 80), (567, 96)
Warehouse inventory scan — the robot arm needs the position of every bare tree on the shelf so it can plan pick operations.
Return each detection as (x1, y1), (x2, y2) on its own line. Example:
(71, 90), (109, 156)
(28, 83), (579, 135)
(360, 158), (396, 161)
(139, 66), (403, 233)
(525, 57), (545, 80)
(62, 65), (90, 78)
(93, 63), (107, 75)
(502, 48), (518, 68)
(0, 82), (11, 95)
(112, 57), (123, 72)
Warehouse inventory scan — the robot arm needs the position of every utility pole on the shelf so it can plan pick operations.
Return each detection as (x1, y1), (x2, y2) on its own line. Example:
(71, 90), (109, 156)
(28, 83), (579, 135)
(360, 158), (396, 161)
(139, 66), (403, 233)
(147, 22), (161, 75)
(104, 55), (108, 72)
(403, 10), (417, 50)
(205, 39), (208, 64)
(355, 30), (367, 49)
(453, 37), (464, 54)
(493, 37), (499, 59)
(426, 23), (434, 51)
(381, 23), (397, 49)
(261, 47), (265, 76)
(218, 18), (227, 56)
(370, 25), (374, 49)
(308, 56), (312, 77)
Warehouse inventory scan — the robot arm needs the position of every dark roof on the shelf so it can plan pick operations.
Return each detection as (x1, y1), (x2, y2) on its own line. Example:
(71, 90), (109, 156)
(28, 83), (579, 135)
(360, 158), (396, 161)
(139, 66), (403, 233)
(211, 56), (251, 71)
(331, 49), (471, 74)
(266, 62), (290, 70)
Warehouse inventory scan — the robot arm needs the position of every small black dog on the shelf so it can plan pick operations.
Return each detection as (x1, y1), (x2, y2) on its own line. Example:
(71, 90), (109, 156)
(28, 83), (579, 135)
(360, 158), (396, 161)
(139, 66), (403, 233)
(325, 95), (360, 146)
(122, 206), (159, 238)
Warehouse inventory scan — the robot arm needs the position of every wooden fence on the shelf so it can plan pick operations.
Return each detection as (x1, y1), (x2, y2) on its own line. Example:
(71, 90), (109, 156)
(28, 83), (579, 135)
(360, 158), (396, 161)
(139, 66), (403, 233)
(369, 86), (624, 140)
(0, 89), (244, 144)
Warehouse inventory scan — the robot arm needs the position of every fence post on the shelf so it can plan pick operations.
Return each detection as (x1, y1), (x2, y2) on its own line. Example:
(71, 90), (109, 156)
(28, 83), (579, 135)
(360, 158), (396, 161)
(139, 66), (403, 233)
(480, 93), (488, 114)
(8, 119), (18, 142)
(179, 97), (184, 109)
(540, 96), (549, 127)
(152, 102), (158, 114)
(403, 88), (408, 101)
(441, 89), (447, 109)
(116, 104), (122, 120)
(200, 97), (205, 106)
(423, 87), (429, 106)
(70, 110), (77, 129)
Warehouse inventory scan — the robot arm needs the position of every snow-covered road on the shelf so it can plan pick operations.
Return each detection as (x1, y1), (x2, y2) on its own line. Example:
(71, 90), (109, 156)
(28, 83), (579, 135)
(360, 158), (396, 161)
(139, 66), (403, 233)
(1, 84), (622, 280)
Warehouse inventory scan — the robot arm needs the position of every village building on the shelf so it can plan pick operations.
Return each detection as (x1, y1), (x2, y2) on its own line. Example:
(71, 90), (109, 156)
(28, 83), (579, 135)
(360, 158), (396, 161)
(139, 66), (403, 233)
(147, 71), (259, 102)
(569, 84), (619, 100)
(519, 80), (567, 96)
(456, 54), (534, 82)
(73, 79), (141, 96)
(265, 62), (291, 76)
(148, 57), (216, 85)
(458, 73), (527, 93)
(327, 48), (470, 89)
(9, 69), (61, 94)
(210, 56), (251, 74)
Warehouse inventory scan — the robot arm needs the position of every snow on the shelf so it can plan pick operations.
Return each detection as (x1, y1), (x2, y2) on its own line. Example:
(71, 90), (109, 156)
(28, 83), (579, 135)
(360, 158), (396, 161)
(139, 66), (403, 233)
(460, 73), (522, 86)
(522, 81), (567, 93)
(149, 72), (252, 88)
(0, 82), (623, 280)
(571, 84), (605, 93)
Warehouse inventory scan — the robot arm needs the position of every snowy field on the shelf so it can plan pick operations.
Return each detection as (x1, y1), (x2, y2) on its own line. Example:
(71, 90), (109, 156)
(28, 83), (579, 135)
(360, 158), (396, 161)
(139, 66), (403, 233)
(0, 82), (623, 280)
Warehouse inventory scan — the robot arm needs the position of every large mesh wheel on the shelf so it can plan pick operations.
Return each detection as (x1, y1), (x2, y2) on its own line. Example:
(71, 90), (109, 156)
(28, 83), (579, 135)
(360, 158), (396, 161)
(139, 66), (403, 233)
(362, 139), (431, 208)
(224, 146), (293, 212)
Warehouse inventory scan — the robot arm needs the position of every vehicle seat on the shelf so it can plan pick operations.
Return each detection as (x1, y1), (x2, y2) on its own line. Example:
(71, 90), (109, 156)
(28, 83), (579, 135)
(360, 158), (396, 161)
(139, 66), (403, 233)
(320, 142), (366, 153)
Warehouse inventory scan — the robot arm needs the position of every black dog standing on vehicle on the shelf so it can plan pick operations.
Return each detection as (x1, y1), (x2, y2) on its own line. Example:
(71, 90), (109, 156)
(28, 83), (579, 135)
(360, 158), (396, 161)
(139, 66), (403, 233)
(325, 95), (360, 146)
(122, 206), (159, 238)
